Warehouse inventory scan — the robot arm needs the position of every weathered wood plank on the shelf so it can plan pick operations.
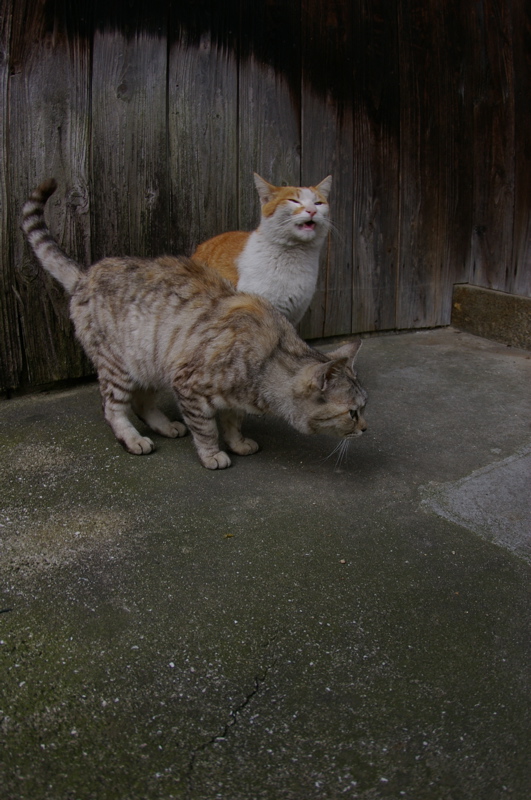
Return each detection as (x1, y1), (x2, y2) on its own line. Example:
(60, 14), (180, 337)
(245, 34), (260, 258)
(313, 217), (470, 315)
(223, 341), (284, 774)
(300, 0), (354, 339)
(1, 0), (529, 393)
(510, 0), (531, 297)
(238, 0), (301, 231)
(468, 0), (515, 292)
(351, 0), (400, 334)
(91, 0), (169, 259)
(168, 0), (239, 255)
(0, 0), (21, 391)
(396, 0), (448, 328)
(437, 0), (475, 320)
(7, 0), (92, 388)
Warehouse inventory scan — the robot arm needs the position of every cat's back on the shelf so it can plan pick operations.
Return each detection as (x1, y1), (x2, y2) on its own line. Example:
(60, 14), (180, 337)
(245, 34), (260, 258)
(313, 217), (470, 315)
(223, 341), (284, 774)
(192, 231), (250, 285)
(72, 255), (237, 339)
(79, 255), (232, 299)
(71, 255), (245, 371)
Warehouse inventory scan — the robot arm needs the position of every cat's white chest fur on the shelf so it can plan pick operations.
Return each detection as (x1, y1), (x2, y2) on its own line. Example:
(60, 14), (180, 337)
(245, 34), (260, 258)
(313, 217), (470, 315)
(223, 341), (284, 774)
(192, 174), (332, 325)
(236, 233), (322, 325)
(235, 181), (331, 325)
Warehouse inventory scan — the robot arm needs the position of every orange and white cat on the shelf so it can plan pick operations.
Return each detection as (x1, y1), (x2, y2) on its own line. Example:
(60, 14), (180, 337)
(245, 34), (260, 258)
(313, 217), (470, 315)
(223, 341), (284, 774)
(192, 174), (332, 324)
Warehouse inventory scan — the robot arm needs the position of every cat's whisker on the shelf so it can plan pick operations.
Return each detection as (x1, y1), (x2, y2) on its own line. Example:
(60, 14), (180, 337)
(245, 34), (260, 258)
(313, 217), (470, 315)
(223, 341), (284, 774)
(334, 438), (351, 471)
(320, 437), (351, 470)
(326, 219), (343, 242)
(321, 440), (344, 464)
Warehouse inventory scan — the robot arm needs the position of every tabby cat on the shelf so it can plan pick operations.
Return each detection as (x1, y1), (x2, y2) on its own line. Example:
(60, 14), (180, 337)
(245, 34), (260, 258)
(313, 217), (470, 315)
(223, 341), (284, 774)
(22, 179), (366, 470)
(192, 173), (332, 324)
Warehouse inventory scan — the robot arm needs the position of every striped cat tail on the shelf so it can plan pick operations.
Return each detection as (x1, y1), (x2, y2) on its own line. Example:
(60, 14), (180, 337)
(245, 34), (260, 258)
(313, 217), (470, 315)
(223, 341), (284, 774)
(22, 179), (82, 294)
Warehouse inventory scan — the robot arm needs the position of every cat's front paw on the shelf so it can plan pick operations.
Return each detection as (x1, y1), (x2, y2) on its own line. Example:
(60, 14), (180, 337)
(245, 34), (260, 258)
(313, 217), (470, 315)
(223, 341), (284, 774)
(229, 438), (259, 456)
(201, 451), (232, 470)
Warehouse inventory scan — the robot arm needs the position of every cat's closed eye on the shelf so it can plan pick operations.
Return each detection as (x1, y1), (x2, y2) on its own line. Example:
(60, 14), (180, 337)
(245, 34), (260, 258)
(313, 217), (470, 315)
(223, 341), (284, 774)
(192, 173), (333, 326)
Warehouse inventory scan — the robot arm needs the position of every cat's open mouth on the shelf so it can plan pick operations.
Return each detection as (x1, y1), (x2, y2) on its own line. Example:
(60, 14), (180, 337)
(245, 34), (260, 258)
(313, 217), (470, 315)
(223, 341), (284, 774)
(297, 220), (316, 231)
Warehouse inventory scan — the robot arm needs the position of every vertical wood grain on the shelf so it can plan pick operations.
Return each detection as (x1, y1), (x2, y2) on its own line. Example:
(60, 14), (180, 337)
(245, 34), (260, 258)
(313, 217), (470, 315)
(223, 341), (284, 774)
(300, 0), (354, 339)
(469, 0), (515, 291)
(91, 0), (169, 259)
(168, 0), (239, 255)
(396, 0), (449, 328)
(238, 0), (301, 232)
(510, 0), (531, 297)
(7, 0), (92, 387)
(1, 0), (530, 392)
(0, 0), (20, 390)
(351, 0), (400, 334)
(438, 0), (475, 317)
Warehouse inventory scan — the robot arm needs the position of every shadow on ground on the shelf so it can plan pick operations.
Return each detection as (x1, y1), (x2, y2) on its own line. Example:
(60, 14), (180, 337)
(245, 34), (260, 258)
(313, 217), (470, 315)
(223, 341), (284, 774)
(1, 328), (530, 799)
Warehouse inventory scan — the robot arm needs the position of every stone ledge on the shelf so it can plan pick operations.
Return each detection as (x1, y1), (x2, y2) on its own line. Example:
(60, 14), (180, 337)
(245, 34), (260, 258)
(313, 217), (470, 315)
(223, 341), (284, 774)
(452, 284), (531, 350)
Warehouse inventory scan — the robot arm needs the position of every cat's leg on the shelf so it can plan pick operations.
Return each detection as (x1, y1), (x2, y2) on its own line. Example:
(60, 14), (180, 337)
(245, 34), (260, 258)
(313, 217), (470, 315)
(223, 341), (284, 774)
(131, 389), (187, 438)
(174, 395), (231, 469)
(219, 409), (259, 456)
(99, 376), (155, 455)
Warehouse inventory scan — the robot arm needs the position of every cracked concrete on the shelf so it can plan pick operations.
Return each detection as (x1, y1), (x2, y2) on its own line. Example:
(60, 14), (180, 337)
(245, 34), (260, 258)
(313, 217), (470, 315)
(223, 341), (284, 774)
(1, 328), (530, 799)
(186, 649), (278, 795)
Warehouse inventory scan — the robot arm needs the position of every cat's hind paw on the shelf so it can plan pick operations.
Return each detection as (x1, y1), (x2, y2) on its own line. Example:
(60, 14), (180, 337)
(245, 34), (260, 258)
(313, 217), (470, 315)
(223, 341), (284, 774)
(122, 435), (155, 455)
(167, 420), (188, 438)
(201, 451), (232, 470)
(229, 438), (259, 456)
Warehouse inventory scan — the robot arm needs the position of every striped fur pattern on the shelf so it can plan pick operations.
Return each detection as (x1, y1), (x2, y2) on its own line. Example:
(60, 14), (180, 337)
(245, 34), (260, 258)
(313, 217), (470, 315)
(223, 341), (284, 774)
(22, 179), (367, 470)
(192, 174), (332, 324)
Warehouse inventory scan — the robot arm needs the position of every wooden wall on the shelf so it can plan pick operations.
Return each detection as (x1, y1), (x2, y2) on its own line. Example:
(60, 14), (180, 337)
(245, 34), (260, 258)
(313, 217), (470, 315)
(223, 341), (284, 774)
(1, 0), (530, 392)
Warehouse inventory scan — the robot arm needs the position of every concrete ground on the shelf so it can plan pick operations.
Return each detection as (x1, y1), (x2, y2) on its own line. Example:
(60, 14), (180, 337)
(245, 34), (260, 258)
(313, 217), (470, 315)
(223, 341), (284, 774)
(1, 327), (530, 800)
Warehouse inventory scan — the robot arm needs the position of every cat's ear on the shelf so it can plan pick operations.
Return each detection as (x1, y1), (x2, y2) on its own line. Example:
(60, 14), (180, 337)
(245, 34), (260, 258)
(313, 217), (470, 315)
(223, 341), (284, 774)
(326, 338), (362, 368)
(253, 173), (276, 205)
(315, 175), (332, 199)
(309, 357), (349, 392)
